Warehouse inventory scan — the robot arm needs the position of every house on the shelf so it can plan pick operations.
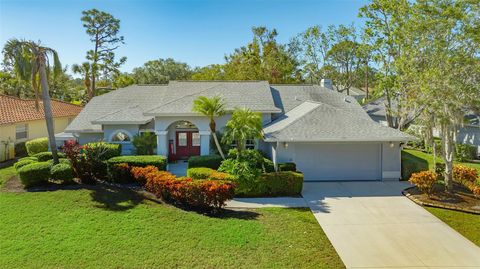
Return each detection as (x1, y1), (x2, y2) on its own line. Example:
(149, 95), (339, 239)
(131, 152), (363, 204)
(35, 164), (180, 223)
(63, 81), (412, 181)
(364, 97), (480, 157)
(0, 94), (83, 162)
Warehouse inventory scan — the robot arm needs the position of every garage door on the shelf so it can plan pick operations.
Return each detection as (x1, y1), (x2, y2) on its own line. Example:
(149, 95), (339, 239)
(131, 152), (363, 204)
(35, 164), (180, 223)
(294, 143), (381, 181)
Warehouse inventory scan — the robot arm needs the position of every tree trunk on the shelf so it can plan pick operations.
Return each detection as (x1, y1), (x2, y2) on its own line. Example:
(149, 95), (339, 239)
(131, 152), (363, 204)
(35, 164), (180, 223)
(39, 57), (59, 164)
(441, 123), (454, 192)
(365, 63), (369, 99)
(212, 132), (225, 160)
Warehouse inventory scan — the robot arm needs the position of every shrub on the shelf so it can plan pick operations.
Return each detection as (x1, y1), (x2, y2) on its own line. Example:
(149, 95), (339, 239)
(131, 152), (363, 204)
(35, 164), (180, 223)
(131, 165), (159, 185)
(278, 162), (296, 172)
(187, 167), (216, 179)
(409, 171), (437, 196)
(107, 155), (167, 182)
(25, 137), (49, 156)
(132, 168), (235, 209)
(227, 149), (275, 173)
(455, 144), (477, 162)
(17, 161), (51, 187)
(425, 139), (442, 155)
(453, 165), (478, 185)
(218, 158), (261, 196)
(14, 142), (27, 157)
(33, 151), (66, 162)
(263, 158), (275, 173)
(85, 142), (122, 160)
(434, 163), (445, 181)
(46, 158), (71, 166)
(14, 159), (37, 170)
(245, 171), (303, 197)
(188, 155), (223, 169)
(51, 163), (74, 182)
(132, 132), (157, 155)
(18, 156), (38, 162)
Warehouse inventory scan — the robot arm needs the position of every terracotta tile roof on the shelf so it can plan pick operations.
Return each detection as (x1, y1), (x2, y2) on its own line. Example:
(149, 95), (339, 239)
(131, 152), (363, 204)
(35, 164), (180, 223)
(0, 94), (83, 125)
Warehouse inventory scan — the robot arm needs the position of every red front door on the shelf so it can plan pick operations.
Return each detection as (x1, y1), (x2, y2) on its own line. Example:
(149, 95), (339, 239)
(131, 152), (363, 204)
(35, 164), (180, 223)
(175, 131), (200, 159)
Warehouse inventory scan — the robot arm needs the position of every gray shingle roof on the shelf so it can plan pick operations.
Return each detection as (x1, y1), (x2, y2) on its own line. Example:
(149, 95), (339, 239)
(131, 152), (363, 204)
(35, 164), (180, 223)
(263, 100), (412, 142)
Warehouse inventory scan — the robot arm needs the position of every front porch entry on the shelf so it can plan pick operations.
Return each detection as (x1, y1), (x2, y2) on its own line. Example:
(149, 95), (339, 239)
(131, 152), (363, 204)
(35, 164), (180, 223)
(156, 119), (211, 162)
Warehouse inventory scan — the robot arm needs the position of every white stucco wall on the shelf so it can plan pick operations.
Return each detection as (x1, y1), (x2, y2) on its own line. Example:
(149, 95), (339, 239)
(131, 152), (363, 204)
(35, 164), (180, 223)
(457, 126), (480, 156)
(77, 133), (104, 145)
(103, 124), (140, 155)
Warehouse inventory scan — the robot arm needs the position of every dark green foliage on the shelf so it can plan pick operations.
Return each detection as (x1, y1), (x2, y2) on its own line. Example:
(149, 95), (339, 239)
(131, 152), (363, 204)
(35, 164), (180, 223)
(85, 142), (122, 159)
(25, 137), (48, 156)
(227, 149), (275, 172)
(14, 142), (27, 157)
(47, 158), (71, 166)
(249, 172), (303, 197)
(187, 167), (216, 179)
(401, 151), (429, 180)
(188, 155), (223, 169)
(132, 132), (157, 155)
(51, 163), (74, 182)
(435, 163), (446, 181)
(14, 159), (37, 170)
(263, 158), (275, 172)
(17, 161), (51, 187)
(218, 158), (261, 196)
(33, 151), (66, 162)
(425, 139), (442, 155)
(107, 155), (167, 182)
(17, 156), (38, 162)
(278, 162), (297, 172)
(456, 144), (477, 162)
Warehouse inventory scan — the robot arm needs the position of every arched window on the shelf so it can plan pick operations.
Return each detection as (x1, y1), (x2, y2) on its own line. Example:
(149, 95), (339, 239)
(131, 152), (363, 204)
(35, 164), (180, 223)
(111, 131), (131, 142)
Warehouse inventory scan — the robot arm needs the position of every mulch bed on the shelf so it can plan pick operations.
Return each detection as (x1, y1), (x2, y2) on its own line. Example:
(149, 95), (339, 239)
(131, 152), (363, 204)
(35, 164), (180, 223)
(403, 183), (480, 214)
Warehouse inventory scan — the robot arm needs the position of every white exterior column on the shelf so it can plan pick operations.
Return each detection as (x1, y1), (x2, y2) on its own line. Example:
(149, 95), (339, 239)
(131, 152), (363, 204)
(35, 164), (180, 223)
(156, 131), (168, 157)
(199, 130), (211, 156)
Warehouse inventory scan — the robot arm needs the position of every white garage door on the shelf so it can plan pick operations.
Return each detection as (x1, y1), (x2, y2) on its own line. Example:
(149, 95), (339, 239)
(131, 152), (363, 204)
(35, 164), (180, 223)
(294, 143), (382, 181)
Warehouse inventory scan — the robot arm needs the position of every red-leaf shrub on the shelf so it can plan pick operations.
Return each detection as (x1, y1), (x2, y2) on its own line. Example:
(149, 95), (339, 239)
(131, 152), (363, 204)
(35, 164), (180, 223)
(131, 166), (235, 209)
(453, 165), (478, 184)
(409, 170), (437, 196)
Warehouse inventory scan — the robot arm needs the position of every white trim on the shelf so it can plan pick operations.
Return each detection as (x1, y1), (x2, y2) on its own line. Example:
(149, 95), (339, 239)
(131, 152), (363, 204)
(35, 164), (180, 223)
(199, 130), (211, 135)
(91, 120), (150, 125)
(155, 131), (168, 136)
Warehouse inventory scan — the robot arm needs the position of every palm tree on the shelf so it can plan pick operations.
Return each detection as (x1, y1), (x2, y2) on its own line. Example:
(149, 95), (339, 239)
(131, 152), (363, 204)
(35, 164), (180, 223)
(222, 108), (263, 159)
(72, 62), (92, 100)
(3, 39), (62, 164)
(192, 96), (227, 159)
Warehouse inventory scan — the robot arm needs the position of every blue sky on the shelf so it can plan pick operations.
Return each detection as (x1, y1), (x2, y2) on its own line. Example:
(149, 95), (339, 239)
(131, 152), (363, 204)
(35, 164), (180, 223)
(0, 0), (368, 73)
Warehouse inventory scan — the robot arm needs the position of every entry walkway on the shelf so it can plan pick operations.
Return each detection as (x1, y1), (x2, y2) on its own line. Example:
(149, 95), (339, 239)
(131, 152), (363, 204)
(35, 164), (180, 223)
(167, 161), (188, 177)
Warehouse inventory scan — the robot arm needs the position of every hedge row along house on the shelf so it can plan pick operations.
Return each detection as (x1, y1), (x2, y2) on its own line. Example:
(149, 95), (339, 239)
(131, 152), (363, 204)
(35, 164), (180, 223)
(62, 80), (413, 181)
(0, 94), (83, 162)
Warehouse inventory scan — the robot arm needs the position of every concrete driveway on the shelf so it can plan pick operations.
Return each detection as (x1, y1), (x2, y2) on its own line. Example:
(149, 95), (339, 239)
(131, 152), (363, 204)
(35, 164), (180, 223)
(303, 181), (480, 269)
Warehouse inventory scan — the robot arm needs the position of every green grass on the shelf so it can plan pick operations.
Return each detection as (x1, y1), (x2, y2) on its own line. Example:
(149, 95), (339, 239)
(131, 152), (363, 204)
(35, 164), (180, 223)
(425, 207), (480, 246)
(0, 167), (343, 269)
(0, 165), (15, 187)
(402, 149), (480, 178)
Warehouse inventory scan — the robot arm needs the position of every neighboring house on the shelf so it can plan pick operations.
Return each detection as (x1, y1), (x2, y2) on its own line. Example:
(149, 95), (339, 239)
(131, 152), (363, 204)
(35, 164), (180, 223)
(0, 94), (83, 162)
(62, 81), (412, 181)
(364, 97), (480, 157)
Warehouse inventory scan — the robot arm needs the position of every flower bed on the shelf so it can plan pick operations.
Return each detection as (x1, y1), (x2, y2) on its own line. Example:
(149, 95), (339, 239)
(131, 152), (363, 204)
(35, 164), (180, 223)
(131, 166), (235, 209)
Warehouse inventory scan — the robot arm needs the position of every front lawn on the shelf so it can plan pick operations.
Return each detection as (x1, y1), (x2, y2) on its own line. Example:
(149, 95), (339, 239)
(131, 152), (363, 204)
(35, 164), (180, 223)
(425, 207), (480, 246)
(0, 167), (344, 269)
(403, 149), (480, 172)
(0, 165), (15, 187)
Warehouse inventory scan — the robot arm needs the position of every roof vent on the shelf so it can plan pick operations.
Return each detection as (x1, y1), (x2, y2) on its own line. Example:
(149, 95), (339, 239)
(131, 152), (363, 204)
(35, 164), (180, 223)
(344, 97), (351, 103)
(294, 96), (300, 101)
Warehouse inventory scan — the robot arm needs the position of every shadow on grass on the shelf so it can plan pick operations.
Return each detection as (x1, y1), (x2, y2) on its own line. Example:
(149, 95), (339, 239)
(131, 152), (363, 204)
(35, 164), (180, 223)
(89, 185), (144, 211)
(401, 151), (429, 180)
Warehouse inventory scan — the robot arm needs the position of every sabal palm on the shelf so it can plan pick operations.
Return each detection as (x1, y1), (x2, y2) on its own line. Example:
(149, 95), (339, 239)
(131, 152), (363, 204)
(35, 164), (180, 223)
(72, 62), (92, 100)
(192, 96), (226, 159)
(3, 39), (62, 164)
(222, 108), (263, 159)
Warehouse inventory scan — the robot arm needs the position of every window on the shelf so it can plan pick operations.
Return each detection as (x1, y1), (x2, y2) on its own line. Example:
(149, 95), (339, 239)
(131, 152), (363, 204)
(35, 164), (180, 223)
(178, 132), (187, 146)
(111, 131), (131, 142)
(192, 133), (200, 146)
(246, 139), (255, 149)
(15, 124), (28, 140)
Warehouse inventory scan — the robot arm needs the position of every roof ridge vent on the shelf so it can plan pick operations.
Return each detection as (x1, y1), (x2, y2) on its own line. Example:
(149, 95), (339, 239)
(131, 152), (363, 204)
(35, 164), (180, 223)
(344, 97), (351, 103)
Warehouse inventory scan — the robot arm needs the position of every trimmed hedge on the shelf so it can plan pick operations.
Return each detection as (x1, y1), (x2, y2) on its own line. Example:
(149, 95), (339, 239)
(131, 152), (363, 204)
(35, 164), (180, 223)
(33, 151), (66, 162)
(18, 156), (38, 162)
(17, 161), (51, 187)
(47, 158), (71, 166)
(26, 137), (49, 156)
(51, 163), (74, 182)
(106, 155), (167, 182)
(456, 144), (477, 162)
(235, 171), (304, 197)
(187, 167), (235, 181)
(14, 159), (37, 170)
(187, 167), (215, 179)
(188, 155), (222, 169)
(14, 142), (27, 157)
(278, 162), (296, 172)
(85, 142), (122, 160)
